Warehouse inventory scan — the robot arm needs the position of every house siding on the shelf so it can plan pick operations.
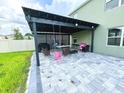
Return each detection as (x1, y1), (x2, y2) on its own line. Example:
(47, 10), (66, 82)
(70, 0), (124, 58)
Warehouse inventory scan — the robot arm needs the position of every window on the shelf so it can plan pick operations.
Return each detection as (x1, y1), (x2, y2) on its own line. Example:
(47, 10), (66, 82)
(107, 27), (124, 46)
(106, 0), (119, 10)
(121, 0), (124, 4)
(108, 38), (121, 46)
(107, 28), (121, 46)
(105, 0), (124, 10)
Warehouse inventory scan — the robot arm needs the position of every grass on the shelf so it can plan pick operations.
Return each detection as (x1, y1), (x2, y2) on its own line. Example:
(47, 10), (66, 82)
(0, 51), (32, 93)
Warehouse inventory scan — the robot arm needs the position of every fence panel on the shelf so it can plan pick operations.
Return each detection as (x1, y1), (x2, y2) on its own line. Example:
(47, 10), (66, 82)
(0, 40), (35, 52)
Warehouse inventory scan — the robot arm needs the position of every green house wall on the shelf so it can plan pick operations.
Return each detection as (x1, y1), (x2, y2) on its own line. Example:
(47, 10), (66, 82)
(70, 0), (124, 58)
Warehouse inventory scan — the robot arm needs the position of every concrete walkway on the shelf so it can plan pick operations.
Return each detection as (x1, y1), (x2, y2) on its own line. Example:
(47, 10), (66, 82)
(25, 53), (43, 93)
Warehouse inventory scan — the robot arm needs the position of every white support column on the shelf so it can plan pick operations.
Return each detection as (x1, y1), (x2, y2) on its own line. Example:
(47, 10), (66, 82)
(119, 0), (122, 6)
(120, 27), (124, 47)
(70, 35), (72, 48)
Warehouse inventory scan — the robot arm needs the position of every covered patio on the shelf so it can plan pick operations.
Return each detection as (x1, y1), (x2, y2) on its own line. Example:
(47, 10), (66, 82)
(23, 7), (124, 93)
(22, 7), (98, 66)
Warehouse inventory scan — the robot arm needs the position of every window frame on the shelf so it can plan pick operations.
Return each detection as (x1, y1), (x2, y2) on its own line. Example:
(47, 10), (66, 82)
(107, 27), (124, 47)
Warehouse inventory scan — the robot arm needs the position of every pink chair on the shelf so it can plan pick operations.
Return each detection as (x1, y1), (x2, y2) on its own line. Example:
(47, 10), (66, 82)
(80, 42), (87, 51)
(80, 43), (86, 49)
(54, 51), (62, 60)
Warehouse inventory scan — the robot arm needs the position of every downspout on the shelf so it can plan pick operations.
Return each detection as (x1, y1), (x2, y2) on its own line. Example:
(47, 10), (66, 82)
(91, 26), (96, 52)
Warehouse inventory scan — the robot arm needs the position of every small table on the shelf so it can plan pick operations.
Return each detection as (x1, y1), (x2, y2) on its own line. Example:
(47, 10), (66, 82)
(56, 45), (70, 56)
(56, 45), (70, 48)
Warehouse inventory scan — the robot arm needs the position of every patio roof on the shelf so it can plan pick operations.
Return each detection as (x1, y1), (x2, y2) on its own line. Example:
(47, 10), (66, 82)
(22, 7), (99, 34)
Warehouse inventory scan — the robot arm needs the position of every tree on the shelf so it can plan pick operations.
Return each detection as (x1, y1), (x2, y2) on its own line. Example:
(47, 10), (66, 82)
(13, 28), (24, 40)
(5, 36), (8, 39)
(25, 33), (33, 40)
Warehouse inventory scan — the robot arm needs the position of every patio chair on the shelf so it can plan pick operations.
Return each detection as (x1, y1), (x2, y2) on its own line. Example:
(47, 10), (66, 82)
(79, 42), (89, 52)
(38, 43), (50, 56)
(81, 45), (89, 52)
(62, 47), (70, 56)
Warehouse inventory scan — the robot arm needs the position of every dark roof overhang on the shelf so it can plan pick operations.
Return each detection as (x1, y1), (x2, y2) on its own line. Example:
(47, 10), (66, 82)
(22, 7), (99, 34)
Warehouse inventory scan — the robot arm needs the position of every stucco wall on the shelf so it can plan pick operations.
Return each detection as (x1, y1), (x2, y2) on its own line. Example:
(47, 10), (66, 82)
(0, 40), (35, 53)
(72, 30), (92, 50)
(71, 0), (124, 58)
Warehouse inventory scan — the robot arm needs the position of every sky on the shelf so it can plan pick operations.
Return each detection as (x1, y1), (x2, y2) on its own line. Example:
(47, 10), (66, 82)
(0, 0), (86, 35)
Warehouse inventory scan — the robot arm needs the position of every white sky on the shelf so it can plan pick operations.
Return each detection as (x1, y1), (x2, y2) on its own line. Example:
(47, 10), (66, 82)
(0, 0), (86, 35)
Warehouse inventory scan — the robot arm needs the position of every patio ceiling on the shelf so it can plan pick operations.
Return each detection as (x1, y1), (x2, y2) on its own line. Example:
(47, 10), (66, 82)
(22, 7), (99, 34)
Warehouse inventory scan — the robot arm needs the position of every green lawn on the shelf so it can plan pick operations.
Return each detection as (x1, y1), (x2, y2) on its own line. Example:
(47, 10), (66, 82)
(0, 51), (32, 93)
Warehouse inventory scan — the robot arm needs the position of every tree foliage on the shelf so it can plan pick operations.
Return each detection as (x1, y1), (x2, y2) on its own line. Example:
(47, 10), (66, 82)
(13, 28), (24, 40)
(5, 36), (8, 39)
(25, 33), (33, 40)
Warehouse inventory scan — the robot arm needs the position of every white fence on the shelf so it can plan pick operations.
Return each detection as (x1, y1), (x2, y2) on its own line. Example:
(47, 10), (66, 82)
(0, 40), (35, 53)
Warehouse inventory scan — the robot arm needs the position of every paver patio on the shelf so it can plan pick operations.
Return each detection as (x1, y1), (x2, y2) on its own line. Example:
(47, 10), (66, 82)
(28, 52), (124, 93)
